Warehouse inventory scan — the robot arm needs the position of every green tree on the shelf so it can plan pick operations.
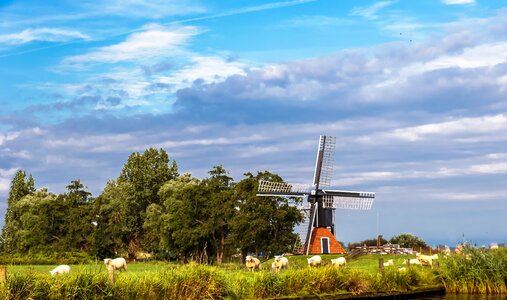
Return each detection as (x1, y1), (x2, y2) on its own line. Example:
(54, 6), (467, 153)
(390, 233), (428, 248)
(61, 180), (94, 252)
(347, 237), (389, 250)
(156, 173), (207, 263)
(95, 148), (178, 258)
(10, 188), (58, 253)
(201, 165), (235, 264)
(92, 180), (132, 258)
(229, 171), (303, 261)
(2, 170), (35, 252)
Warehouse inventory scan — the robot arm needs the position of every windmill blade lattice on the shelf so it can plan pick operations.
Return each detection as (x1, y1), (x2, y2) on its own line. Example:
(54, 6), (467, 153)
(331, 196), (374, 210)
(313, 136), (336, 188)
(257, 180), (310, 197)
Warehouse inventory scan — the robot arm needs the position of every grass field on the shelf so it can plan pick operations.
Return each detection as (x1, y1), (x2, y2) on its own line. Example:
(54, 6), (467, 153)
(5, 253), (417, 275)
(1, 250), (504, 299)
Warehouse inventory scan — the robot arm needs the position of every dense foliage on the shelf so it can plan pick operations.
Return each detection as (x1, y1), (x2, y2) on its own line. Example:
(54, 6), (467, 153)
(389, 233), (428, 248)
(1, 148), (303, 263)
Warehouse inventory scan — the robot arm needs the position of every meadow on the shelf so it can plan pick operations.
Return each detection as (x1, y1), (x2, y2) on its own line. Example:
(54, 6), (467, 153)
(0, 248), (505, 299)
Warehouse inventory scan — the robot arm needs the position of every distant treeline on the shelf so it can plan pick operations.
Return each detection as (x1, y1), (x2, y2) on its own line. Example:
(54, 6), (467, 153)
(1, 148), (303, 264)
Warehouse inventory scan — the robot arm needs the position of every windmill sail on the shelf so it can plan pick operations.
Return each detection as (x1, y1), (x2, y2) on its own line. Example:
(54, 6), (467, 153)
(313, 135), (336, 189)
(323, 190), (375, 210)
(257, 180), (309, 197)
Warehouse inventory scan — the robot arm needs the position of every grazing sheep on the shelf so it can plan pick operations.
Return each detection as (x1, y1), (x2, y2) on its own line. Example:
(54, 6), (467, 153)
(50, 264), (71, 276)
(104, 257), (128, 271)
(331, 257), (347, 268)
(245, 255), (262, 272)
(403, 258), (422, 266)
(383, 259), (394, 267)
(416, 253), (437, 266)
(307, 255), (322, 268)
(272, 255), (289, 272)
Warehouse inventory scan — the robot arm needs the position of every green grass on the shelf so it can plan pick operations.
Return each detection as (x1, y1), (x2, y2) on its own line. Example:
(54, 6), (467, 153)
(437, 247), (507, 294)
(1, 251), (504, 299)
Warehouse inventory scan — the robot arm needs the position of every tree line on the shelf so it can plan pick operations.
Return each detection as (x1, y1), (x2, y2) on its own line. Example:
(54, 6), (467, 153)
(1, 148), (303, 264)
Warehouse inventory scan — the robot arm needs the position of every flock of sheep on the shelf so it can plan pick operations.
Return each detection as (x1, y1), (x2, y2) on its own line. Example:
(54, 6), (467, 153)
(382, 252), (440, 272)
(246, 252), (445, 273)
(49, 257), (128, 276)
(245, 255), (347, 272)
(48, 251), (448, 275)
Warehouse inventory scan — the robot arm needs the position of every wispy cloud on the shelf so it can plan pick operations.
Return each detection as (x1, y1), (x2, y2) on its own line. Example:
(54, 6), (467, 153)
(442, 0), (475, 5)
(387, 114), (507, 142)
(349, 1), (396, 20)
(0, 27), (89, 45)
(63, 24), (199, 66)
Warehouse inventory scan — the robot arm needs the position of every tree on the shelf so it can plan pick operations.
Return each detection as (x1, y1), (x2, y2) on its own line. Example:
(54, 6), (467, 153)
(95, 148), (178, 257)
(201, 166), (235, 264)
(347, 237), (389, 250)
(92, 180), (133, 258)
(390, 233), (428, 248)
(155, 173), (207, 263)
(229, 171), (303, 261)
(2, 170), (35, 252)
(10, 188), (58, 253)
(61, 180), (94, 252)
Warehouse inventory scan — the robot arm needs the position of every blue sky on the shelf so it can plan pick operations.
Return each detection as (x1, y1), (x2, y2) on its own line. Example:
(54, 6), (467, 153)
(1, 0), (507, 247)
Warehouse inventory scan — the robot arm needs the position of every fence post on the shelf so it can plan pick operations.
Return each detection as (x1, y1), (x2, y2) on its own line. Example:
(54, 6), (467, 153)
(378, 258), (384, 273)
(107, 265), (115, 284)
(0, 266), (6, 282)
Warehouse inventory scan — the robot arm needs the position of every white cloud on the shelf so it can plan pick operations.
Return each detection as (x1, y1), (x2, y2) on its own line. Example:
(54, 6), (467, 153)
(442, 0), (475, 5)
(157, 56), (246, 86)
(0, 168), (19, 194)
(412, 42), (507, 71)
(350, 1), (396, 20)
(0, 27), (89, 45)
(335, 161), (507, 186)
(0, 127), (43, 145)
(63, 24), (199, 65)
(387, 114), (507, 142)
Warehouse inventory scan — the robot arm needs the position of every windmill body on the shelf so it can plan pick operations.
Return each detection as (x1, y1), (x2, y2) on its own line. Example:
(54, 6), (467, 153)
(257, 135), (375, 255)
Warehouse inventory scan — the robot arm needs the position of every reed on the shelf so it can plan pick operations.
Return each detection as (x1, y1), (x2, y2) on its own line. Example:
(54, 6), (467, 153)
(438, 247), (507, 294)
(0, 255), (451, 299)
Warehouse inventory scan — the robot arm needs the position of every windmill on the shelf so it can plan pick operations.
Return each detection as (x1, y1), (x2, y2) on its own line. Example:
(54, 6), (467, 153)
(256, 135), (375, 255)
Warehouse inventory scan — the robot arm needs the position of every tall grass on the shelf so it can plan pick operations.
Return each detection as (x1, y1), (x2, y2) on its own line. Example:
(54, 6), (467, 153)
(0, 264), (226, 299)
(438, 247), (507, 294)
(0, 253), (469, 299)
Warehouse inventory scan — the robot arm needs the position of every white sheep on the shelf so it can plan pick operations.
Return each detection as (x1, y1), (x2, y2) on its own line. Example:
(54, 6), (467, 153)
(416, 253), (437, 266)
(104, 257), (128, 271)
(307, 255), (322, 268)
(383, 259), (394, 267)
(272, 255), (289, 272)
(50, 264), (71, 276)
(245, 255), (262, 272)
(398, 267), (407, 272)
(403, 258), (422, 266)
(331, 257), (347, 268)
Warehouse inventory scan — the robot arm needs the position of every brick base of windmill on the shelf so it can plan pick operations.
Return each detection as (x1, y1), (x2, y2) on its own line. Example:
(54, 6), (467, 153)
(304, 227), (346, 254)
